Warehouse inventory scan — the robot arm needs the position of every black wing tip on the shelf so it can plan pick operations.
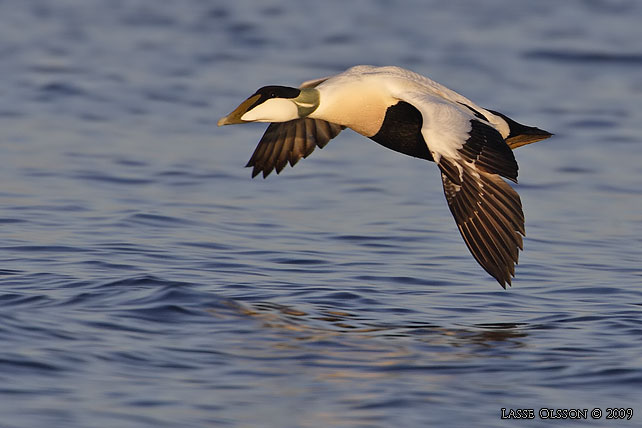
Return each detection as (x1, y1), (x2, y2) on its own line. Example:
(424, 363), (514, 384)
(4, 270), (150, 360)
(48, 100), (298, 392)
(475, 251), (517, 289)
(440, 158), (525, 289)
(246, 163), (272, 179)
(493, 268), (515, 289)
(480, 220), (523, 289)
(483, 250), (519, 288)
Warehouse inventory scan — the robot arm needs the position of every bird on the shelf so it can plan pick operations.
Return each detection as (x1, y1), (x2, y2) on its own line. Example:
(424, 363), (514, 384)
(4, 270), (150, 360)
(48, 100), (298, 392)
(218, 65), (552, 288)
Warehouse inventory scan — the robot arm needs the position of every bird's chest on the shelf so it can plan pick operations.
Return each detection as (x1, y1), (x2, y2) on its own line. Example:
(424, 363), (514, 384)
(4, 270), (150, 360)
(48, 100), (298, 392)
(314, 84), (393, 137)
(321, 98), (387, 137)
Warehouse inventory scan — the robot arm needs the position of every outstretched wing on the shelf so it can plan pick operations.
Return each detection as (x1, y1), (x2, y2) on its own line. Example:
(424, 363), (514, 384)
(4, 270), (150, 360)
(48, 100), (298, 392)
(402, 93), (525, 287)
(438, 124), (524, 287)
(246, 118), (344, 178)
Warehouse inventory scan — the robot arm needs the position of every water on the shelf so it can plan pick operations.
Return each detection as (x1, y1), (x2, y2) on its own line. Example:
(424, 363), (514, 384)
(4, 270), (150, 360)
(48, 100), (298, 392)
(1, 1), (641, 427)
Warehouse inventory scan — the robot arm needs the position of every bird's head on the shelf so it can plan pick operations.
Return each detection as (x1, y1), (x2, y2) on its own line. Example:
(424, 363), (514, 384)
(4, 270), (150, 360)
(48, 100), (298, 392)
(218, 86), (319, 126)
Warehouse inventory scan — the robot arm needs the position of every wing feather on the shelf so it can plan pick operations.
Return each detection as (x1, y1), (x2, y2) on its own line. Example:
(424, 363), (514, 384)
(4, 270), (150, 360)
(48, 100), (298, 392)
(398, 91), (525, 287)
(246, 118), (343, 178)
(440, 157), (524, 287)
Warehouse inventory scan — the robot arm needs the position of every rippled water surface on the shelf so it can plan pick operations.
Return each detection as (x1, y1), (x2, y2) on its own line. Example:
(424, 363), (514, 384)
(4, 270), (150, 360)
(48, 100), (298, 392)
(1, 1), (641, 427)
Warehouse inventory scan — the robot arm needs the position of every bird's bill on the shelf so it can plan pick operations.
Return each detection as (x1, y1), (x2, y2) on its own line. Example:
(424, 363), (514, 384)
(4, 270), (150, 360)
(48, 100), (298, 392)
(217, 94), (261, 126)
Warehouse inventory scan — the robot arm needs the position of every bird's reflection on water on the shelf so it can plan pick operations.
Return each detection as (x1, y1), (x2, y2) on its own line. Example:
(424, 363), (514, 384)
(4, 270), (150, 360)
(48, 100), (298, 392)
(209, 299), (529, 351)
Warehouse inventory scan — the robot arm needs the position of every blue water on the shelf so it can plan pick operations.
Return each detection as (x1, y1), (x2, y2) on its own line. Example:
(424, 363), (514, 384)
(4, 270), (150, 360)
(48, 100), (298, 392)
(1, 1), (641, 427)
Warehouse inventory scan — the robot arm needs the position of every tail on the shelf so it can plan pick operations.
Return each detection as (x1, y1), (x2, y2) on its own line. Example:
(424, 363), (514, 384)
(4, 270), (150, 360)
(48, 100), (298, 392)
(487, 109), (553, 149)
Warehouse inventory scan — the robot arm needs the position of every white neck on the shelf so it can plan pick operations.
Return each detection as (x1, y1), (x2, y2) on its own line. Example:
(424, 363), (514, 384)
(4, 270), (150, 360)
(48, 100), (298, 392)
(310, 77), (396, 137)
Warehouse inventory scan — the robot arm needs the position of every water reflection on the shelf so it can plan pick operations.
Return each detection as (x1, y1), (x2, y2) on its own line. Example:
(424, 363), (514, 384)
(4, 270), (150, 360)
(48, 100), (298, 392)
(210, 299), (529, 351)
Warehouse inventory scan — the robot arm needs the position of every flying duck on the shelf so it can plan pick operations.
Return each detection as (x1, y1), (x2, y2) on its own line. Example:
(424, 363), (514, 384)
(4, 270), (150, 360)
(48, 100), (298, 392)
(218, 65), (552, 288)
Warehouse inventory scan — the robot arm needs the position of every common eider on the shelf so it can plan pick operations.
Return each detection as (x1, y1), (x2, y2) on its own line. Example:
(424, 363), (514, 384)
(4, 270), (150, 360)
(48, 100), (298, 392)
(218, 65), (552, 288)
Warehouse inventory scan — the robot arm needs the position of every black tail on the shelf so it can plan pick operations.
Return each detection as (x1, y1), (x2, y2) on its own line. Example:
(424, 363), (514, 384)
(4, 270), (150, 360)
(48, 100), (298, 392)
(488, 109), (553, 149)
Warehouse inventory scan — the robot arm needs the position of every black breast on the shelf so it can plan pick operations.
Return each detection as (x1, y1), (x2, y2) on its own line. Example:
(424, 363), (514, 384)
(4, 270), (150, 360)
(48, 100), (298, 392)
(369, 101), (433, 162)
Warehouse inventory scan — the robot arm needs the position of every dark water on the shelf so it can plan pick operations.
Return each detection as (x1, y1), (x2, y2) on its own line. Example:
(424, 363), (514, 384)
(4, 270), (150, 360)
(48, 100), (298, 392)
(1, 1), (641, 427)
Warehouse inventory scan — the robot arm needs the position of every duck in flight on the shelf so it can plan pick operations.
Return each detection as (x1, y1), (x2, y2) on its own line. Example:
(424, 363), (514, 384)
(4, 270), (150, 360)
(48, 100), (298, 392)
(218, 65), (552, 288)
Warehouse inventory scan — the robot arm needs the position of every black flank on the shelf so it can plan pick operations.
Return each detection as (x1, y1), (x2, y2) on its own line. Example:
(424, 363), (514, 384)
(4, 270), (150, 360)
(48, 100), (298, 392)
(370, 101), (433, 161)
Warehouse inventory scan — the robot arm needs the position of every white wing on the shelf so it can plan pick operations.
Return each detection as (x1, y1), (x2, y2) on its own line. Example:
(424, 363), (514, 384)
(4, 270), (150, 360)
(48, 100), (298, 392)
(401, 91), (524, 287)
